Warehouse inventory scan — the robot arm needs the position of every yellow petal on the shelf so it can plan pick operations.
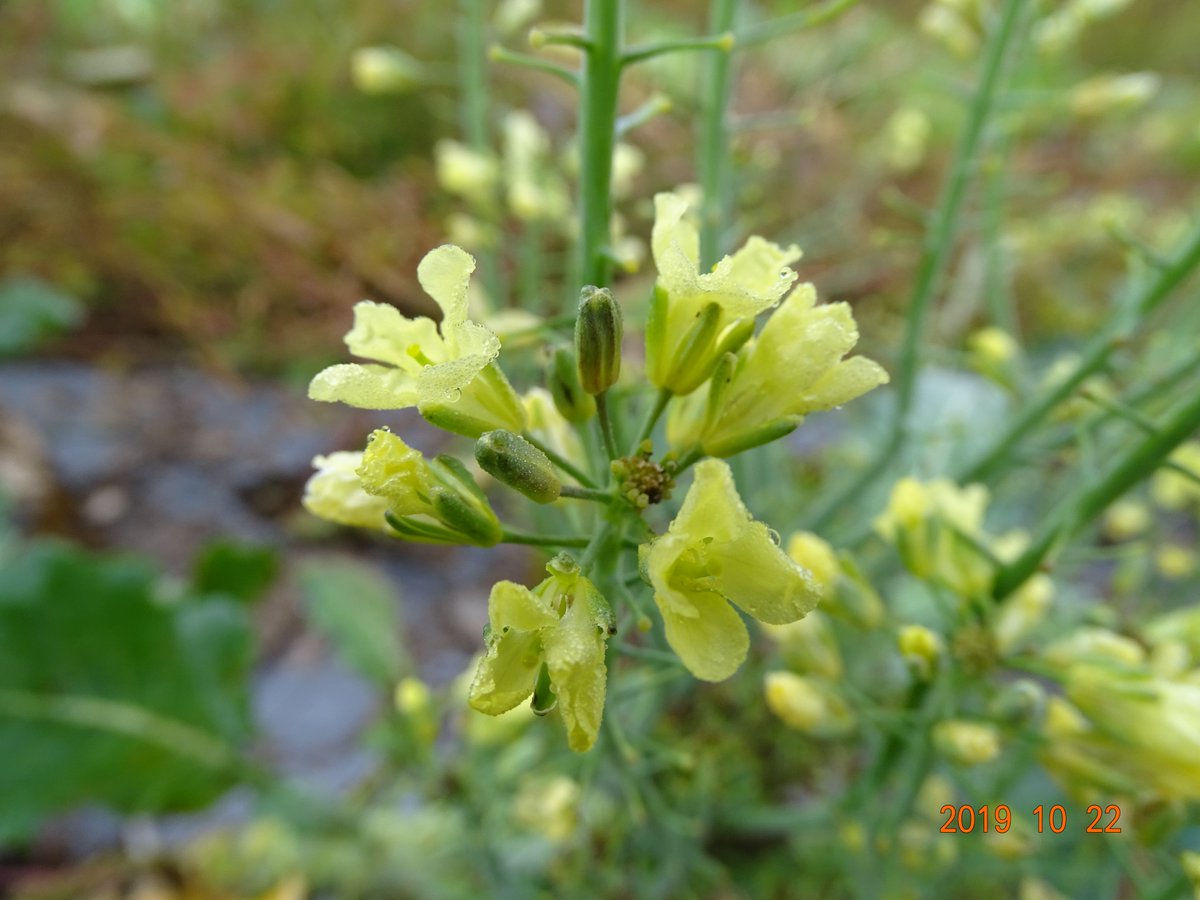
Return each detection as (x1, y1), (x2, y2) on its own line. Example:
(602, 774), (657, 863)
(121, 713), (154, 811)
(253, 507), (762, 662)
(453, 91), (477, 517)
(657, 584), (749, 682)
(488, 580), (559, 632)
(417, 244), (476, 330)
(343, 300), (442, 368)
(672, 459), (822, 625)
(302, 451), (391, 530)
(800, 356), (890, 411)
(468, 628), (541, 716)
(650, 192), (702, 298)
(308, 362), (421, 409)
(702, 235), (802, 319)
(355, 429), (435, 515)
(542, 582), (609, 752)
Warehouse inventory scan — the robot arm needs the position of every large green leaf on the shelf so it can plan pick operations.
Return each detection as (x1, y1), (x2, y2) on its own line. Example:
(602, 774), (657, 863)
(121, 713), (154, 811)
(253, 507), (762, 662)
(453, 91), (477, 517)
(0, 542), (254, 845)
(297, 557), (407, 686)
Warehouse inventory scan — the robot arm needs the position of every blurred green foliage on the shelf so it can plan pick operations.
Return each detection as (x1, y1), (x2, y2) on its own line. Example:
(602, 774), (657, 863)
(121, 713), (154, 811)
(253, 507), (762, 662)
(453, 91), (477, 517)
(0, 541), (255, 844)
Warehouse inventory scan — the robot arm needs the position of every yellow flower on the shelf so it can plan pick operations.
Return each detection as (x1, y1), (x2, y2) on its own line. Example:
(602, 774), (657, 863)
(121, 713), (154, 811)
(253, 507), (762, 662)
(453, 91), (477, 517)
(787, 531), (885, 629)
(645, 191), (803, 395)
(302, 451), (391, 531)
(760, 611), (842, 679)
(503, 111), (570, 223)
(764, 671), (854, 736)
(640, 459), (822, 681)
(434, 141), (500, 201)
(1045, 664), (1200, 800)
(697, 284), (889, 456)
(992, 574), (1053, 655)
(468, 555), (613, 752)
(932, 719), (1002, 766)
(1102, 497), (1151, 541)
(512, 775), (581, 843)
(308, 245), (525, 437)
(898, 624), (944, 679)
(874, 477), (996, 599)
(357, 429), (502, 546)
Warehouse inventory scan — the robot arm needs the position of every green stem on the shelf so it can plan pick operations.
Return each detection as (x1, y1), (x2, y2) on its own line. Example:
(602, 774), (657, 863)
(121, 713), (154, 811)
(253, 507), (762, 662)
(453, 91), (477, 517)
(595, 390), (620, 460)
(560, 484), (614, 503)
(522, 432), (597, 487)
(577, 0), (624, 288)
(632, 387), (673, 452)
(699, 0), (737, 269)
(735, 0), (862, 48)
(501, 528), (591, 547)
(959, 217), (1200, 484)
(458, 0), (502, 301)
(458, 0), (488, 148)
(805, 0), (1028, 531)
(992, 385), (1200, 600)
(616, 93), (672, 136)
(621, 33), (733, 68)
(675, 445), (704, 472)
(488, 45), (580, 87)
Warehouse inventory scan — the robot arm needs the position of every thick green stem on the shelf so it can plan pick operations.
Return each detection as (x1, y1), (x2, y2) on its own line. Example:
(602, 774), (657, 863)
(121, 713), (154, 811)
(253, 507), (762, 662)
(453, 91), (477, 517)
(992, 385), (1200, 600)
(577, 0), (624, 288)
(804, 0), (1027, 532)
(699, 0), (738, 268)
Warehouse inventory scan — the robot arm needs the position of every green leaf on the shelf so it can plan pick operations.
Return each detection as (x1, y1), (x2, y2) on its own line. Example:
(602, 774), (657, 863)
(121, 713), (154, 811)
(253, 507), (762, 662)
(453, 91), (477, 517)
(192, 539), (279, 604)
(0, 542), (254, 846)
(0, 277), (85, 358)
(297, 557), (407, 685)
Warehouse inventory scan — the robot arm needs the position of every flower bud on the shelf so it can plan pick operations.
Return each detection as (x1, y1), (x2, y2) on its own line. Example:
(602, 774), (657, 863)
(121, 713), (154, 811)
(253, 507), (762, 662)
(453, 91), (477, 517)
(763, 671), (855, 737)
(359, 430), (502, 546)
(575, 286), (623, 394)
(547, 347), (596, 423)
(899, 624), (944, 680)
(988, 678), (1046, 726)
(932, 719), (1001, 766)
(475, 430), (562, 504)
(351, 46), (423, 95)
(429, 455), (503, 544)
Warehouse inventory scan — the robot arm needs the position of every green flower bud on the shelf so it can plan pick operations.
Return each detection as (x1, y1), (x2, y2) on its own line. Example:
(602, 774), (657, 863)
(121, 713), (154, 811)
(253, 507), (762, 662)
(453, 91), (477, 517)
(547, 347), (596, 423)
(475, 430), (562, 503)
(575, 286), (623, 394)
(427, 453), (501, 547)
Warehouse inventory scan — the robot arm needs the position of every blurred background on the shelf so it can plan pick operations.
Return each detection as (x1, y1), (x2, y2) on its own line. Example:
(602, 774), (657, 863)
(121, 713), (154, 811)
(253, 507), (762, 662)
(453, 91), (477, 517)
(2, 0), (1199, 897)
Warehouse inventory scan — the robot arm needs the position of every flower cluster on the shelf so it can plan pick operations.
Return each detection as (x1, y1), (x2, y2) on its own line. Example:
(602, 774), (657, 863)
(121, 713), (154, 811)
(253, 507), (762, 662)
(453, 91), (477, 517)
(304, 191), (887, 750)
